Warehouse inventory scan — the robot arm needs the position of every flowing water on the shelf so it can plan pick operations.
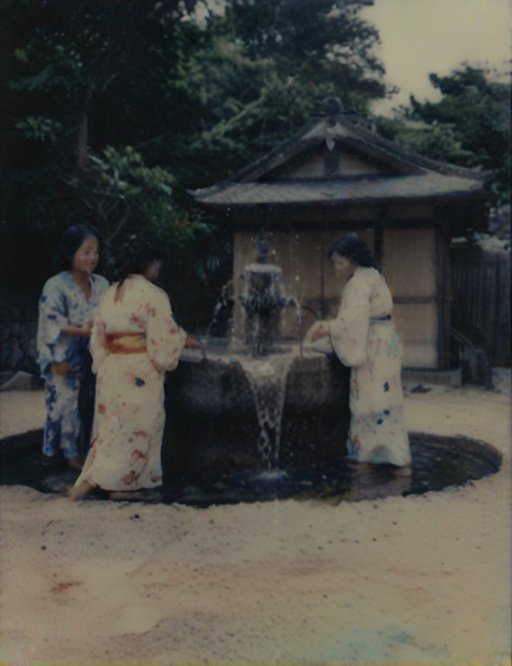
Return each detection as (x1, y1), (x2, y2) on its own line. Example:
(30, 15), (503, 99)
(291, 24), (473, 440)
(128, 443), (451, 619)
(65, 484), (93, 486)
(237, 353), (295, 469)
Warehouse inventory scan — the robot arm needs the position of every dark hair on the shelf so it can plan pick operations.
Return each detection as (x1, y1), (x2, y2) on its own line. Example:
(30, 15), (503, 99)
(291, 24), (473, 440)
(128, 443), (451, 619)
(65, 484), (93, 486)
(115, 234), (164, 283)
(328, 235), (379, 269)
(57, 224), (103, 271)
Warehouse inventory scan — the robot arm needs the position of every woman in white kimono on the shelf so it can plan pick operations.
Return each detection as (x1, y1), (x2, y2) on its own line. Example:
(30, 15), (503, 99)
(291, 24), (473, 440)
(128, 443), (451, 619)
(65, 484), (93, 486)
(70, 236), (200, 500)
(307, 236), (411, 475)
(37, 225), (108, 470)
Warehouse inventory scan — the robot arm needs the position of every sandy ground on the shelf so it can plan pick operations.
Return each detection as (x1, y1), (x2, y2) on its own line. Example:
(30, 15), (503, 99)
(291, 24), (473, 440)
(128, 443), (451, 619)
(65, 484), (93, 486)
(0, 389), (45, 439)
(0, 370), (510, 666)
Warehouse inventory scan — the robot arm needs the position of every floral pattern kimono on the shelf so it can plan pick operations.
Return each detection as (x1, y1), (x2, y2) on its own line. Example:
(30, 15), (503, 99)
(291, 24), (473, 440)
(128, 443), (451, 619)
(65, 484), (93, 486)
(73, 275), (186, 492)
(37, 271), (109, 459)
(328, 267), (411, 466)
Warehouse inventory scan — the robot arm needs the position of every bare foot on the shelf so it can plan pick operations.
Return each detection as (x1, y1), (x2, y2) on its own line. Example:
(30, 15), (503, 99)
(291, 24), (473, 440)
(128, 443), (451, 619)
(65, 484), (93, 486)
(68, 480), (96, 501)
(346, 461), (371, 474)
(394, 465), (412, 478)
(67, 456), (84, 471)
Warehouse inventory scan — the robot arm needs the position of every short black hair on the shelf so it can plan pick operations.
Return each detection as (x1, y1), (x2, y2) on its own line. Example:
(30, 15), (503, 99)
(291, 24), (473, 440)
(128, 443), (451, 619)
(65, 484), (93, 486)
(115, 234), (164, 283)
(328, 235), (378, 269)
(57, 224), (103, 271)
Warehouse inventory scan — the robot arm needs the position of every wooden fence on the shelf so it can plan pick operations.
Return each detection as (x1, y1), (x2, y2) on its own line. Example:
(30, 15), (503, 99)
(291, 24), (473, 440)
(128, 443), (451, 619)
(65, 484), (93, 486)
(451, 248), (510, 367)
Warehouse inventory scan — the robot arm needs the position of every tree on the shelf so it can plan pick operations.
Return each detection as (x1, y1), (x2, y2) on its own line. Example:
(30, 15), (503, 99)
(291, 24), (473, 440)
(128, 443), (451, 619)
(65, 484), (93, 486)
(184, 0), (390, 179)
(3, 0), (204, 170)
(0, 0), (209, 291)
(68, 146), (209, 245)
(376, 65), (510, 205)
(128, 0), (392, 188)
(1, 0), (391, 322)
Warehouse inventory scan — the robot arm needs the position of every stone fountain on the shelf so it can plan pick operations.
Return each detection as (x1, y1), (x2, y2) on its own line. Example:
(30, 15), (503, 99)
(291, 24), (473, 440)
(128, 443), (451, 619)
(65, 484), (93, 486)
(158, 235), (502, 505)
(162, 237), (351, 484)
(0, 246), (501, 504)
(239, 237), (287, 357)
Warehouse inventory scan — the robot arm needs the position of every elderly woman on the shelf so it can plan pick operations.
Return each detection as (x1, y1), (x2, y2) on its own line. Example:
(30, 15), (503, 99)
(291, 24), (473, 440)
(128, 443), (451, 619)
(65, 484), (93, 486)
(69, 235), (200, 500)
(307, 235), (411, 475)
(37, 225), (108, 470)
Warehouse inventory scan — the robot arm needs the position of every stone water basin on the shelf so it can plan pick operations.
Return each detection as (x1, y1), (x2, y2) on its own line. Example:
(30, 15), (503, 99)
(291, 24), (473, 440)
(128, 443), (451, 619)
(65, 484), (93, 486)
(163, 346), (351, 478)
(173, 346), (349, 415)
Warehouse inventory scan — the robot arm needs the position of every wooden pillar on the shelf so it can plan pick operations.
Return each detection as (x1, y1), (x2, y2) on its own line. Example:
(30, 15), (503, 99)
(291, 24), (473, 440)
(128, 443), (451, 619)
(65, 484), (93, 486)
(374, 207), (388, 266)
(435, 219), (451, 369)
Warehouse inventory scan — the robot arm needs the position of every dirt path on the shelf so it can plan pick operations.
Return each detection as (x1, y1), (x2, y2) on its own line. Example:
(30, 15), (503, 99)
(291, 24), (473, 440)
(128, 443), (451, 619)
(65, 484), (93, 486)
(0, 370), (510, 665)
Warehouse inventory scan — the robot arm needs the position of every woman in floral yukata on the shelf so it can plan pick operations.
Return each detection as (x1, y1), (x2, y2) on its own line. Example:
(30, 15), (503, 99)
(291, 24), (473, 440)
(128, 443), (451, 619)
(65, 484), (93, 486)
(69, 236), (201, 501)
(307, 235), (411, 476)
(37, 225), (109, 470)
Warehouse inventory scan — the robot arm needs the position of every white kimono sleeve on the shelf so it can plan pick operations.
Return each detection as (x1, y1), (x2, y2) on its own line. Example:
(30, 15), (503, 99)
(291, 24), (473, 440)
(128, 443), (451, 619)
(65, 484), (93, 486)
(145, 289), (187, 372)
(328, 271), (371, 367)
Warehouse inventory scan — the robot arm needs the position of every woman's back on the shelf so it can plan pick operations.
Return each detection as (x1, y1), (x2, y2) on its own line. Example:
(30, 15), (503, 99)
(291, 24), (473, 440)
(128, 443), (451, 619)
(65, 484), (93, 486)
(93, 274), (185, 373)
(99, 275), (170, 333)
(343, 267), (393, 318)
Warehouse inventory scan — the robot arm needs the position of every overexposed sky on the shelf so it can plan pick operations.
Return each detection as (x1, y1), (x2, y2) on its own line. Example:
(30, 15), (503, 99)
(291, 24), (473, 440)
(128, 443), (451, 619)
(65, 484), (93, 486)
(361, 0), (510, 115)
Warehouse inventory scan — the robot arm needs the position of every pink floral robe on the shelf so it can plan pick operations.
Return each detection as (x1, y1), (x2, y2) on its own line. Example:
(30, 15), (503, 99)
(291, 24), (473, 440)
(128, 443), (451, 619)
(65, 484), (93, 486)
(73, 275), (186, 491)
(328, 267), (411, 466)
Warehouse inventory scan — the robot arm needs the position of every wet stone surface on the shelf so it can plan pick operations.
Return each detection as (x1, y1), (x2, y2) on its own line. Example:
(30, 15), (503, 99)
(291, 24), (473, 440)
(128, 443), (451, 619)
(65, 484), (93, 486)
(0, 431), (501, 506)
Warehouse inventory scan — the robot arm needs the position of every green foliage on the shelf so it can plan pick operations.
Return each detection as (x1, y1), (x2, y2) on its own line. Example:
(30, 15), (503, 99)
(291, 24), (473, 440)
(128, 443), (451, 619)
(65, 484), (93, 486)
(188, 67), (315, 174)
(1, 0), (390, 321)
(69, 145), (213, 287)
(376, 116), (475, 164)
(143, 0), (390, 192)
(16, 115), (63, 143)
(221, 0), (384, 81)
(189, 0), (389, 173)
(71, 146), (175, 241)
(376, 65), (510, 204)
(10, 31), (89, 95)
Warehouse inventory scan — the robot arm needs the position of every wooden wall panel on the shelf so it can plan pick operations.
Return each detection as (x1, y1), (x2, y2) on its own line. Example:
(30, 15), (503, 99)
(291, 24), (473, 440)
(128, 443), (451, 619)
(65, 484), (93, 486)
(383, 228), (439, 368)
(393, 304), (439, 368)
(280, 155), (325, 179)
(383, 228), (436, 297)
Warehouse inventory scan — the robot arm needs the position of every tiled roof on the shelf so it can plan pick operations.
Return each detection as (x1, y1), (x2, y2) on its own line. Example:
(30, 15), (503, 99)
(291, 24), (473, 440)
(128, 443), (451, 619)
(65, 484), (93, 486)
(193, 174), (486, 207)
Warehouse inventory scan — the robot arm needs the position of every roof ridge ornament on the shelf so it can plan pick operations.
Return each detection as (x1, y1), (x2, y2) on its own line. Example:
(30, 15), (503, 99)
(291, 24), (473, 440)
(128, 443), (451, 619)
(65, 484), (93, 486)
(314, 97), (375, 132)
(314, 97), (345, 118)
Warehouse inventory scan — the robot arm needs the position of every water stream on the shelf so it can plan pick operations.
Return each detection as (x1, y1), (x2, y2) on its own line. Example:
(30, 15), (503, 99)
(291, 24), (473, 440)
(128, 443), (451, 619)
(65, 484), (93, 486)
(238, 353), (295, 469)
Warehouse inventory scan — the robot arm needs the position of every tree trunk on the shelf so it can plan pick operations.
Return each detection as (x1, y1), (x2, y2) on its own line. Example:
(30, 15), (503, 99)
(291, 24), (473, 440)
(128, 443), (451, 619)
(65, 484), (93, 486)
(76, 83), (95, 172)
